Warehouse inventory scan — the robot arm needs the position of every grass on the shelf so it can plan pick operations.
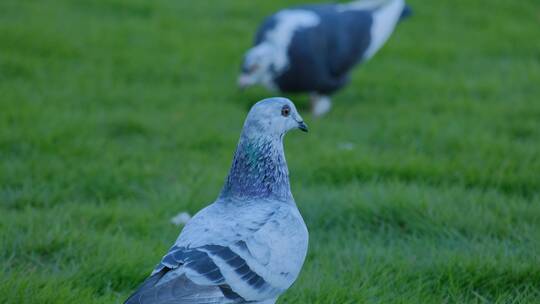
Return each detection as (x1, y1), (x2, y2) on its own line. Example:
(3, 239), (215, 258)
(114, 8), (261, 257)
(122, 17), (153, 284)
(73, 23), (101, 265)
(1, 0), (540, 303)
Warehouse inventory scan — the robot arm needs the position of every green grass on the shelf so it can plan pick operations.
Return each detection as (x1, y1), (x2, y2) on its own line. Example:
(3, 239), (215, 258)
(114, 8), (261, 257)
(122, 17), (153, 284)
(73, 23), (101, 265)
(1, 0), (540, 303)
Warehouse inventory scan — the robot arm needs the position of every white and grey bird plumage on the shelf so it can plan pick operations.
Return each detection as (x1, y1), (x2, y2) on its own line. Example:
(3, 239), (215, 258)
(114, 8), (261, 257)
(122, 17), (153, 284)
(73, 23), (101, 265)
(125, 97), (309, 304)
(238, 0), (412, 116)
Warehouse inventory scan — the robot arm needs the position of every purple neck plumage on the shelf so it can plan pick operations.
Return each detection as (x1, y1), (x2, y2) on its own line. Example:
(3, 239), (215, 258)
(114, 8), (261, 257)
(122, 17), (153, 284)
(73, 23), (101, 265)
(219, 132), (292, 202)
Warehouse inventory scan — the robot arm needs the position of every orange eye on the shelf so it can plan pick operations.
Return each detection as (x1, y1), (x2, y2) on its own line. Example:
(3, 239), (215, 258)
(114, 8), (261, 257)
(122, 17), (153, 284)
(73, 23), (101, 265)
(281, 105), (290, 117)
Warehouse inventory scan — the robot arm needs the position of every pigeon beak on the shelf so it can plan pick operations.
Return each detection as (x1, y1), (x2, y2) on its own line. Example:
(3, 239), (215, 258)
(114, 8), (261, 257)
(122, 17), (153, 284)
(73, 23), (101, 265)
(297, 121), (309, 133)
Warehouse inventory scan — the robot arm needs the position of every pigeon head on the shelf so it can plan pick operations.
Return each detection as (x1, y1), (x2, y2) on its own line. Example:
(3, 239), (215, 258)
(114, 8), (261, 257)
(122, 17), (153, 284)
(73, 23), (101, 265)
(221, 97), (306, 201)
(238, 43), (277, 90)
(242, 97), (308, 138)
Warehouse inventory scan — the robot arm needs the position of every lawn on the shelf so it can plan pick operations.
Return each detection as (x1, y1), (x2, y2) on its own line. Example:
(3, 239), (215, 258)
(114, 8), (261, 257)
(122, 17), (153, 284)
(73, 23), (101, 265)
(1, 0), (540, 303)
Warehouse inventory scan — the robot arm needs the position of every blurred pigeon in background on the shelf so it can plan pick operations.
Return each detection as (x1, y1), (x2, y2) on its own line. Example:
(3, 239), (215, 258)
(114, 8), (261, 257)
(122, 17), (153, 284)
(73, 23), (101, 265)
(125, 98), (309, 304)
(239, 0), (412, 116)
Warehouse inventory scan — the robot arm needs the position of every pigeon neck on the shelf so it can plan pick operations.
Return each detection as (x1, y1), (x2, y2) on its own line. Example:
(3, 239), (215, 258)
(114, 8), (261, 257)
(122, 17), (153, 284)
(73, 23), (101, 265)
(220, 132), (292, 202)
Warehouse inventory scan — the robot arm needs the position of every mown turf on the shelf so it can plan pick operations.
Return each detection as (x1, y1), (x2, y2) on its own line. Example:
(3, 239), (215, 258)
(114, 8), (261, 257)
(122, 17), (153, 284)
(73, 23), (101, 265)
(1, 0), (540, 303)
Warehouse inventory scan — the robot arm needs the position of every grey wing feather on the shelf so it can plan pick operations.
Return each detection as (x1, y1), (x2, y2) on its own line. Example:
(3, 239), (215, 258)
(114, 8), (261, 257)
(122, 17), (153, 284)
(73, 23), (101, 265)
(125, 244), (271, 304)
(124, 269), (233, 304)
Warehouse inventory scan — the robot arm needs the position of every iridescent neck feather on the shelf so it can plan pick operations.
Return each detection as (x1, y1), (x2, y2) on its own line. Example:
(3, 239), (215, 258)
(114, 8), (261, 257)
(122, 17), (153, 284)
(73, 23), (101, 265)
(219, 128), (292, 202)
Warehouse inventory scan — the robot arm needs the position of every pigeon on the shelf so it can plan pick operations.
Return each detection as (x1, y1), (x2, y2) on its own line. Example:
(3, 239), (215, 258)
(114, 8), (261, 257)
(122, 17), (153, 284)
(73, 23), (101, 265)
(125, 97), (309, 304)
(238, 0), (412, 116)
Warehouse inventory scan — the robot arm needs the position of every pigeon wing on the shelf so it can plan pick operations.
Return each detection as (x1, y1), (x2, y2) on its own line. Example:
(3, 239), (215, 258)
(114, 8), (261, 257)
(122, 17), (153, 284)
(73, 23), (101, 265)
(124, 267), (235, 304)
(126, 201), (306, 303)
(325, 8), (374, 77)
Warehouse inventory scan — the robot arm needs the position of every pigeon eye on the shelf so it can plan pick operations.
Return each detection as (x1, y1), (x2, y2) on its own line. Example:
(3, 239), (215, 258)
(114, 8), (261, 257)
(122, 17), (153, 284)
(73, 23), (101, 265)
(281, 105), (291, 117)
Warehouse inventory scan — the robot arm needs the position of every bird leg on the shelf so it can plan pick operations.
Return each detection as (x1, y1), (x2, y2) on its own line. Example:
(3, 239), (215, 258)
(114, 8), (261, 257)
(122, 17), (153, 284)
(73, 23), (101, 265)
(310, 93), (332, 117)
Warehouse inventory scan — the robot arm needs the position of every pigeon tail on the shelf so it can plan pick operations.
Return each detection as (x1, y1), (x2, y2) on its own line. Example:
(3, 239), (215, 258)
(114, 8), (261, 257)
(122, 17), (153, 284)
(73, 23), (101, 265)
(361, 0), (406, 60)
(124, 268), (237, 304)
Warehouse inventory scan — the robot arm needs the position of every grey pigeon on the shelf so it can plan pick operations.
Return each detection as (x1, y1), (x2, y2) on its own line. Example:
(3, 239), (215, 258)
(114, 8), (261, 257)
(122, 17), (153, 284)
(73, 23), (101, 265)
(238, 0), (412, 116)
(125, 97), (309, 304)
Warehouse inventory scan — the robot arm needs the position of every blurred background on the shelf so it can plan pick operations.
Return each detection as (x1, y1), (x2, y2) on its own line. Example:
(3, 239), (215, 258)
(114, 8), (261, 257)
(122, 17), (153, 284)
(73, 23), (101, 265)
(1, 0), (539, 303)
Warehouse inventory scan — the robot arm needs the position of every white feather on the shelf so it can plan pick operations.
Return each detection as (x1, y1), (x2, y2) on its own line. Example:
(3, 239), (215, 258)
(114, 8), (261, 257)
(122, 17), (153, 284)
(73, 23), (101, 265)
(264, 9), (320, 72)
(240, 10), (320, 91)
(363, 0), (405, 60)
(170, 211), (191, 226)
